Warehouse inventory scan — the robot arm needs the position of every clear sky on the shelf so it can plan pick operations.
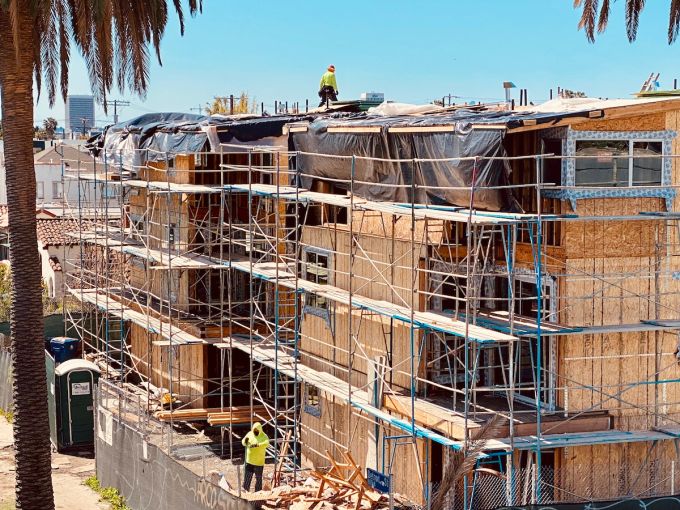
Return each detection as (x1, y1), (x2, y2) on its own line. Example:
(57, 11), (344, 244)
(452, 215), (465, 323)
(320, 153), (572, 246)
(27, 0), (680, 127)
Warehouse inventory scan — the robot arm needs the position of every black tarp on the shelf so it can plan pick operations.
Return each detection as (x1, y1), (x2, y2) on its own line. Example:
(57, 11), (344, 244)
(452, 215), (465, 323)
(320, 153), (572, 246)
(291, 112), (519, 211)
(87, 112), (310, 171)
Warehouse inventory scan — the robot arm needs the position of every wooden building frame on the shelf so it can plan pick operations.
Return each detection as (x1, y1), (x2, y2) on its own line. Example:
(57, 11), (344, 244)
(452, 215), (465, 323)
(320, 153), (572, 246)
(59, 99), (680, 508)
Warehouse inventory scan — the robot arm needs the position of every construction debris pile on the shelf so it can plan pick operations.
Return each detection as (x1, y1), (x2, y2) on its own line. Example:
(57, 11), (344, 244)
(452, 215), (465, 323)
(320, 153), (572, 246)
(245, 451), (411, 510)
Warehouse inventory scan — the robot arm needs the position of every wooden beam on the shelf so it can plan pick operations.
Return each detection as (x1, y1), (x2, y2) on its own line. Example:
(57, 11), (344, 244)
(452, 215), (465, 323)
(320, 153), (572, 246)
(383, 393), (480, 440)
(387, 125), (455, 133)
(327, 126), (382, 134)
(507, 99), (680, 133)
(494, 413), (611, 438)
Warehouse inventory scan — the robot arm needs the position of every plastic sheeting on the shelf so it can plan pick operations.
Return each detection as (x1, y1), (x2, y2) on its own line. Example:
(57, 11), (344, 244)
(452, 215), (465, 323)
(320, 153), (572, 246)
(87, 112), (308, 171)
(366, 102), (445, 116)
(291, 115), (519, 211)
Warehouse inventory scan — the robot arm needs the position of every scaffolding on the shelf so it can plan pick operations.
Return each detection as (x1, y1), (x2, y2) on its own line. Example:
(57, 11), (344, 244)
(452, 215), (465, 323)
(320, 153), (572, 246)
(59, 140), (680, 508)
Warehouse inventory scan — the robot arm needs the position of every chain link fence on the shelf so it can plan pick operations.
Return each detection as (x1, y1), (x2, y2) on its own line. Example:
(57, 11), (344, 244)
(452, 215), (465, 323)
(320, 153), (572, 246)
(443, 461), (680, 510)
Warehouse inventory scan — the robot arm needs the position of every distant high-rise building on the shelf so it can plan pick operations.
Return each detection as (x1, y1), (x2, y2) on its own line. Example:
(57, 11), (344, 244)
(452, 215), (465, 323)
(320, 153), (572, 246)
(65, 95), (95, 135)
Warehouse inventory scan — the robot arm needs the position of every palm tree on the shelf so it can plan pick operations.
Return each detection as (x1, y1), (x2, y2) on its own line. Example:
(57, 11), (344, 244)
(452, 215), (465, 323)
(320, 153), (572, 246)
(0, 1), (201, 508)
(575, 0), (680, 43)
(42, 118), (58, 140)
(205, 92), (258, 115)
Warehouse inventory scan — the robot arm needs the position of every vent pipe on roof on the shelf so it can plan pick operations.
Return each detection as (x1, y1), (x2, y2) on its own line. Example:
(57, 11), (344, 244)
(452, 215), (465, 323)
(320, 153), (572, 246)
(503, 81), (516, 108)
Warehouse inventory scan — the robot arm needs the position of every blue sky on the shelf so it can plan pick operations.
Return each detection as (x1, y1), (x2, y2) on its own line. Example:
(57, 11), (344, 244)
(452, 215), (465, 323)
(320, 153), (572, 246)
(30, 0), (680, 127)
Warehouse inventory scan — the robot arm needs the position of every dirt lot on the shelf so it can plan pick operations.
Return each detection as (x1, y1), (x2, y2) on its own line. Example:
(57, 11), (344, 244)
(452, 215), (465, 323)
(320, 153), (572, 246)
(0, 418), (109, 510)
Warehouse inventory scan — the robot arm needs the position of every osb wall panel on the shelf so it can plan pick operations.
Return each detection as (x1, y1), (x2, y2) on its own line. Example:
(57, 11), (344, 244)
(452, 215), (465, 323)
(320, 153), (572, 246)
(300, 306), (423, 392)
(561, 198), (664, 260)
(300, 390), (427, 505)
(351, 210), (444, 245)
(299, 225), (425, 392)
(138, 157), (193, 185)
(560, 256), (658, 327)
(572, 112), (666, 132)
(126, 183), (192, 309)
(665, 110), (680, 253)
(557, 331), (680, 419)
(129, 322), (207, 408)
(301, 225), (422, 307)
(558, 439), (680, 501)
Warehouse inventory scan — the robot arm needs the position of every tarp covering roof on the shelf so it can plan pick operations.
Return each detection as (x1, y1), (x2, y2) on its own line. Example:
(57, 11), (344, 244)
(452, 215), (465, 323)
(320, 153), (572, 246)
(85, 97), (680, 210)
(87, 112), (310, 171)
(290, 112), (519, 211)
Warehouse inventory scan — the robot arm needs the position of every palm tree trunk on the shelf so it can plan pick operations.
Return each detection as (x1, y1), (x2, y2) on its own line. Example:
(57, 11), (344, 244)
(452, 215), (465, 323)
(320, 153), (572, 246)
(0, 7), (55, 510)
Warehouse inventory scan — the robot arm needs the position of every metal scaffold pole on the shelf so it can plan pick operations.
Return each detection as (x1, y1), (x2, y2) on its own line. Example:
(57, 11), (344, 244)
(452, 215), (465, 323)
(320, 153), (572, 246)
(534, 155), (543, 502)
(348, 154), (355, 447)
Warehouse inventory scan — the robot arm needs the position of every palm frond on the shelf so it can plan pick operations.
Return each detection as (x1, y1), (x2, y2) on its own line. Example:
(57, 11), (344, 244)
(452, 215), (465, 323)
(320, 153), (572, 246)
(578, 0), (599, 42)
(669, 0), (680, 43)
(626, 0), (646, 42)
(39, 0), (59, 104)
(597, 0), (611, 33)
(2, 0), (200, 109)
(173, 0), (185, 34)
(430, 415), (506, 510)
(56, 0), (70, 102)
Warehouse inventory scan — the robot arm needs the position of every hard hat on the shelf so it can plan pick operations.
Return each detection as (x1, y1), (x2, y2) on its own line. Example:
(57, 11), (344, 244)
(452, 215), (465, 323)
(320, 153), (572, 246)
(328, 65), (335, 72)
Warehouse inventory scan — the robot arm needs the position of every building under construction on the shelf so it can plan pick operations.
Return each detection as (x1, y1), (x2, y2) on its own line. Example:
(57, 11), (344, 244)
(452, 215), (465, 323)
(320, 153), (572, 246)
(59, 97), (680, 508)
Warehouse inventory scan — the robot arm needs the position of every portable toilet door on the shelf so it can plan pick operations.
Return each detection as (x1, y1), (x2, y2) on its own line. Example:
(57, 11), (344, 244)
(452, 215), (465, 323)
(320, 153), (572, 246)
(54, 359), (101, 449)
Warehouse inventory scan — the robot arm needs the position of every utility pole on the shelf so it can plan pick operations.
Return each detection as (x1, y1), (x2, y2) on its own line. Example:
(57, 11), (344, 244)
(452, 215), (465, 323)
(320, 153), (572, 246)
(105, 99), (130, 124)
(190, 104), (204, 115)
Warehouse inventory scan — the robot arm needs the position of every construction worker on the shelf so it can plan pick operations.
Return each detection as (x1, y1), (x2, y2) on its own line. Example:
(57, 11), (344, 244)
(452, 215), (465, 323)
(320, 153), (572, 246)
(318, 65), (338, 106)
(241, 422), (269, 492)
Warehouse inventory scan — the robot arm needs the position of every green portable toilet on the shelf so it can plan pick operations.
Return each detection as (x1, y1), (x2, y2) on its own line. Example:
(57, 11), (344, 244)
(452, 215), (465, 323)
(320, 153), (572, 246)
(46, 355), (101, 451)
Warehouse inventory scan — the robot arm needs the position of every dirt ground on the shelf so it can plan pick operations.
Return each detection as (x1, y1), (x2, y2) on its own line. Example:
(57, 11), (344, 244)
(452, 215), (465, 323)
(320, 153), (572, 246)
(0, 418), (109, 510)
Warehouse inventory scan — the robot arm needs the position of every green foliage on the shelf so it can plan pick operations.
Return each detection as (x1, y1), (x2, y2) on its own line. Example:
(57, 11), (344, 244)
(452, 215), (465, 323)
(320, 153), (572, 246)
(205, 92), (257, 115)
(42, 118), (58, 139)
(0, 408), (14, 424)
(0, 265), (11, 323)
(0, 267), (62, 320)
(84, 476), (130, 510)
(84, 476), (100, 491)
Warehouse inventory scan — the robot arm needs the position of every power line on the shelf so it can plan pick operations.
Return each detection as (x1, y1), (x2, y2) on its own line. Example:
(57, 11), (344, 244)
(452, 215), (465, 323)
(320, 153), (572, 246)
(104, 99), (131, 124)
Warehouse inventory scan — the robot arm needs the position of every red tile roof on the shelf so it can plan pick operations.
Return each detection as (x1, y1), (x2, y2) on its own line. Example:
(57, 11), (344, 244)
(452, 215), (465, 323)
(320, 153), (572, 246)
(36, 218), (85, 248)
(48, 256), (62, 272)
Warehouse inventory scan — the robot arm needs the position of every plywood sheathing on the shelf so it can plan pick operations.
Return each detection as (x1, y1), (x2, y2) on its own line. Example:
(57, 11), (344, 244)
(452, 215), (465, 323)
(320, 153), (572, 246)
(571, 112), (666, 132)
(129, 322), (208, 408)
(300, 391), (427, 505)
(299, 225), (426, 391)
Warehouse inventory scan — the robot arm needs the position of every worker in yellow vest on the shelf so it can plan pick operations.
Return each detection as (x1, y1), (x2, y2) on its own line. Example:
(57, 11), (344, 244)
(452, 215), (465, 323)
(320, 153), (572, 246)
(241, 422), (269, 492)
(318, 65), (339, 106)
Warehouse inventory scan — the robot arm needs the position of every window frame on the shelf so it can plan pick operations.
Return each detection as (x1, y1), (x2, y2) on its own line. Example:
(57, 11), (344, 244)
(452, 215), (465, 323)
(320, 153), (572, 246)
(36, 181), (45, 200)
(542, 129), (677, 210)
(574, 138), (664, 188)
(128, 214), (145, 242)
(303, 383), (321, 417)
(511, 273), (558, 412)
(52, 181), (63, 200)
(301, 246), (334, 328)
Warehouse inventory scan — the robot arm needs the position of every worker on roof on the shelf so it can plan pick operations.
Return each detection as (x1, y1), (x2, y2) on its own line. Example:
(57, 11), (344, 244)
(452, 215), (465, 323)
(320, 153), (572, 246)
(318, 65), (338, 107)
(242, 422), (269, 492)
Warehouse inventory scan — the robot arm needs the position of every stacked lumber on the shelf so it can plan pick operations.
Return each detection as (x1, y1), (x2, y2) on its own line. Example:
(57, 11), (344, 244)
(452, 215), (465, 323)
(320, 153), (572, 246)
(250, 450), (408, 510)
(208, 406), (268, 426)
(154, 405), (267, 423)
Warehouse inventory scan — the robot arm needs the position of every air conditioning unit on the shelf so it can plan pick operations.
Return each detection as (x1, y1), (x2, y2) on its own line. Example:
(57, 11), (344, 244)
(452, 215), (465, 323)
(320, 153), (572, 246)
(360, 92), (384, 103)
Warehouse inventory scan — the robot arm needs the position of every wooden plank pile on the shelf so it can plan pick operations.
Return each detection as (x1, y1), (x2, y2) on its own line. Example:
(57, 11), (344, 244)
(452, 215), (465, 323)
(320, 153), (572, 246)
(154, 405), (267, 423)
(208, 406), (269, 426)
(250, 450), (409, 510)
